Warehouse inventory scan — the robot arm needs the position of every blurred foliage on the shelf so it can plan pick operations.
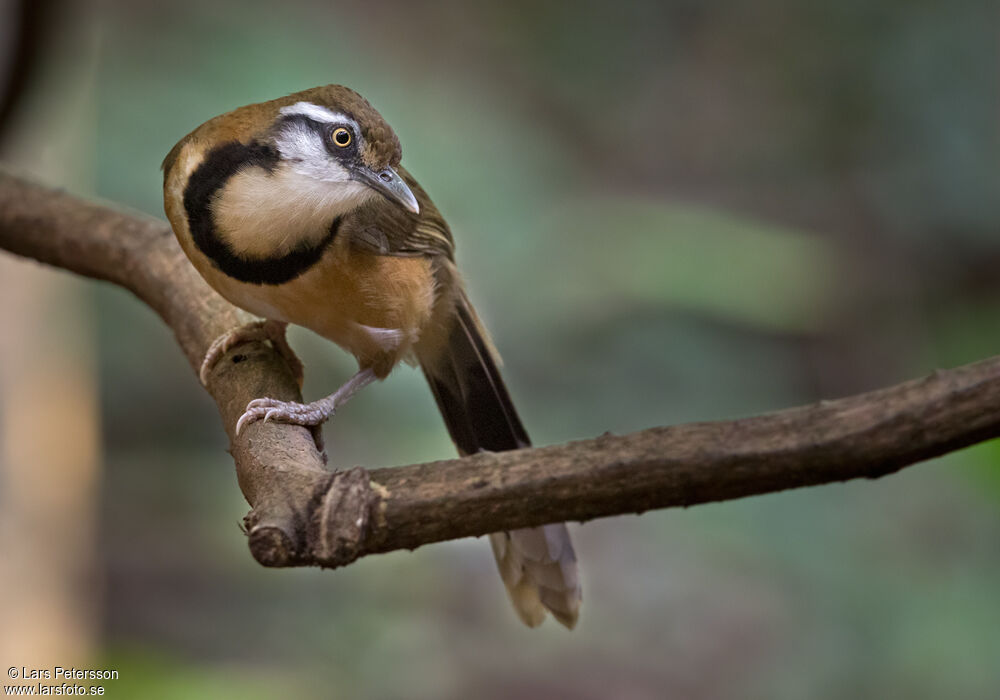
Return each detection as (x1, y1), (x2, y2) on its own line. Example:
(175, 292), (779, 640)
(4, 0), (999, 697)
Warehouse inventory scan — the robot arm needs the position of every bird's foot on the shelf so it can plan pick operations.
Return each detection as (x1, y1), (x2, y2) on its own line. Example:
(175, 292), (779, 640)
(200, 320), (304, 387)
(235, 396), (337, 435)
(234, 368), (378, 453)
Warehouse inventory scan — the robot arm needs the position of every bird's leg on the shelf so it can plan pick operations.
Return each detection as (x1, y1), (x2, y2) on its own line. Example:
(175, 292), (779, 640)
(235, 367), (377, 436)
(200, 320), (304, 387)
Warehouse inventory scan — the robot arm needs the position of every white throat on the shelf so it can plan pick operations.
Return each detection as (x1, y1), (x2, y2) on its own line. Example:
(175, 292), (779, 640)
(213, 163), (371, 259)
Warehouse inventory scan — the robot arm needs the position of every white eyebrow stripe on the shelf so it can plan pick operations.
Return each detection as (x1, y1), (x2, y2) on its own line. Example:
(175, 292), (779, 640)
(279, 101), (358, 130)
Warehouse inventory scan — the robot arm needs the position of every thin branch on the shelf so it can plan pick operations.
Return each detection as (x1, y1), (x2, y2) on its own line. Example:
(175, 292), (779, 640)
(2, 170), (998, 570)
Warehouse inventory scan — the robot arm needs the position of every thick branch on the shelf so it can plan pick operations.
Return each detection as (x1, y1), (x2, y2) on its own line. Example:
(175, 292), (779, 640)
(2, 170), (998, 570)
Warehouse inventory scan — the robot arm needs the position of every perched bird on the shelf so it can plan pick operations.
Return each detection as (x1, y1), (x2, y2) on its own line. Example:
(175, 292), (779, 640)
(162, 85), (580, 628)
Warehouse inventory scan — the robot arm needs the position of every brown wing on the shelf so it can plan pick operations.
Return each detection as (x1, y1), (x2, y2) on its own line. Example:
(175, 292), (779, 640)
(346, 166), (455, 261)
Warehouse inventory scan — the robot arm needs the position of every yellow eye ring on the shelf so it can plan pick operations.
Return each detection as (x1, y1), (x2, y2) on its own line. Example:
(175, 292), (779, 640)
(331, 127), (352, 147)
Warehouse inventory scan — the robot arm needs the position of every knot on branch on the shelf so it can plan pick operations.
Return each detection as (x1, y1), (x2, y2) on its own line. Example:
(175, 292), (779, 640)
(309, 466), (381, 568)
(244, 466), (383, 569)
(248, 524), (299, 567)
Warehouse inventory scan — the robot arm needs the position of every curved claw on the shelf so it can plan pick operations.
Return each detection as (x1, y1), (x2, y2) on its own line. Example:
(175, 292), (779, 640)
(198, 360), (212, 387)
(200, 340), (230, 386)
(201, 322), (266, 387)
(235, 411), (254, 436)
(200, 320), (304, 388)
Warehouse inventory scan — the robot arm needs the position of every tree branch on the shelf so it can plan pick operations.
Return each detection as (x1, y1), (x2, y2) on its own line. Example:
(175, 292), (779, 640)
(2, 170), (998, 570)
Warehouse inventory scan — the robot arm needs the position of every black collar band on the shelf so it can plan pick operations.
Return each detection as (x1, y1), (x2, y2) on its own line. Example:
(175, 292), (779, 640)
(183, 141), (341, 285)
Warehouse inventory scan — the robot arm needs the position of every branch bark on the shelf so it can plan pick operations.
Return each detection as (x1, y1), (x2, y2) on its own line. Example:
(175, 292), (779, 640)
(2, 169), (998, 569)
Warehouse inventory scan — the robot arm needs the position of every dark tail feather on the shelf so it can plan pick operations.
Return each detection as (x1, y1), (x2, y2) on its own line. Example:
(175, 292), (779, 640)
(422, 297), (529, 455)
(420, 294), (581, 629)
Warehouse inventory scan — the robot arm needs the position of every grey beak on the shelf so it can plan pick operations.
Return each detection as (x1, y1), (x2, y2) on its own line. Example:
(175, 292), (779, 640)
(358, 166), (420, 214)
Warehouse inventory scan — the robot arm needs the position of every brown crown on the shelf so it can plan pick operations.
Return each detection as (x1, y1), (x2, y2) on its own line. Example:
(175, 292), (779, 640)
(288, 84), (402, 172)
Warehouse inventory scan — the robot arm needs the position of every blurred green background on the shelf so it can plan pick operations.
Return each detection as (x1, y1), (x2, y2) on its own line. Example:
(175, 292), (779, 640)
(0, 0), (998, 697)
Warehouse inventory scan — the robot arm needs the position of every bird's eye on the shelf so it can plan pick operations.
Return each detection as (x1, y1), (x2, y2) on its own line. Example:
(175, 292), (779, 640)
(331, 127), (352, 147)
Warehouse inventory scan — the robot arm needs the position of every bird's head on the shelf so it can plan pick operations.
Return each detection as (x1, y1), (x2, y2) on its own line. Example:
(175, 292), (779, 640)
(168, 86), (423, 270)
(267, 85), (418, 215)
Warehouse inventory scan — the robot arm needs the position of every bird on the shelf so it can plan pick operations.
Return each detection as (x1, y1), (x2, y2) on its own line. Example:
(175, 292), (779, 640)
(162, 85), (580, 628)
